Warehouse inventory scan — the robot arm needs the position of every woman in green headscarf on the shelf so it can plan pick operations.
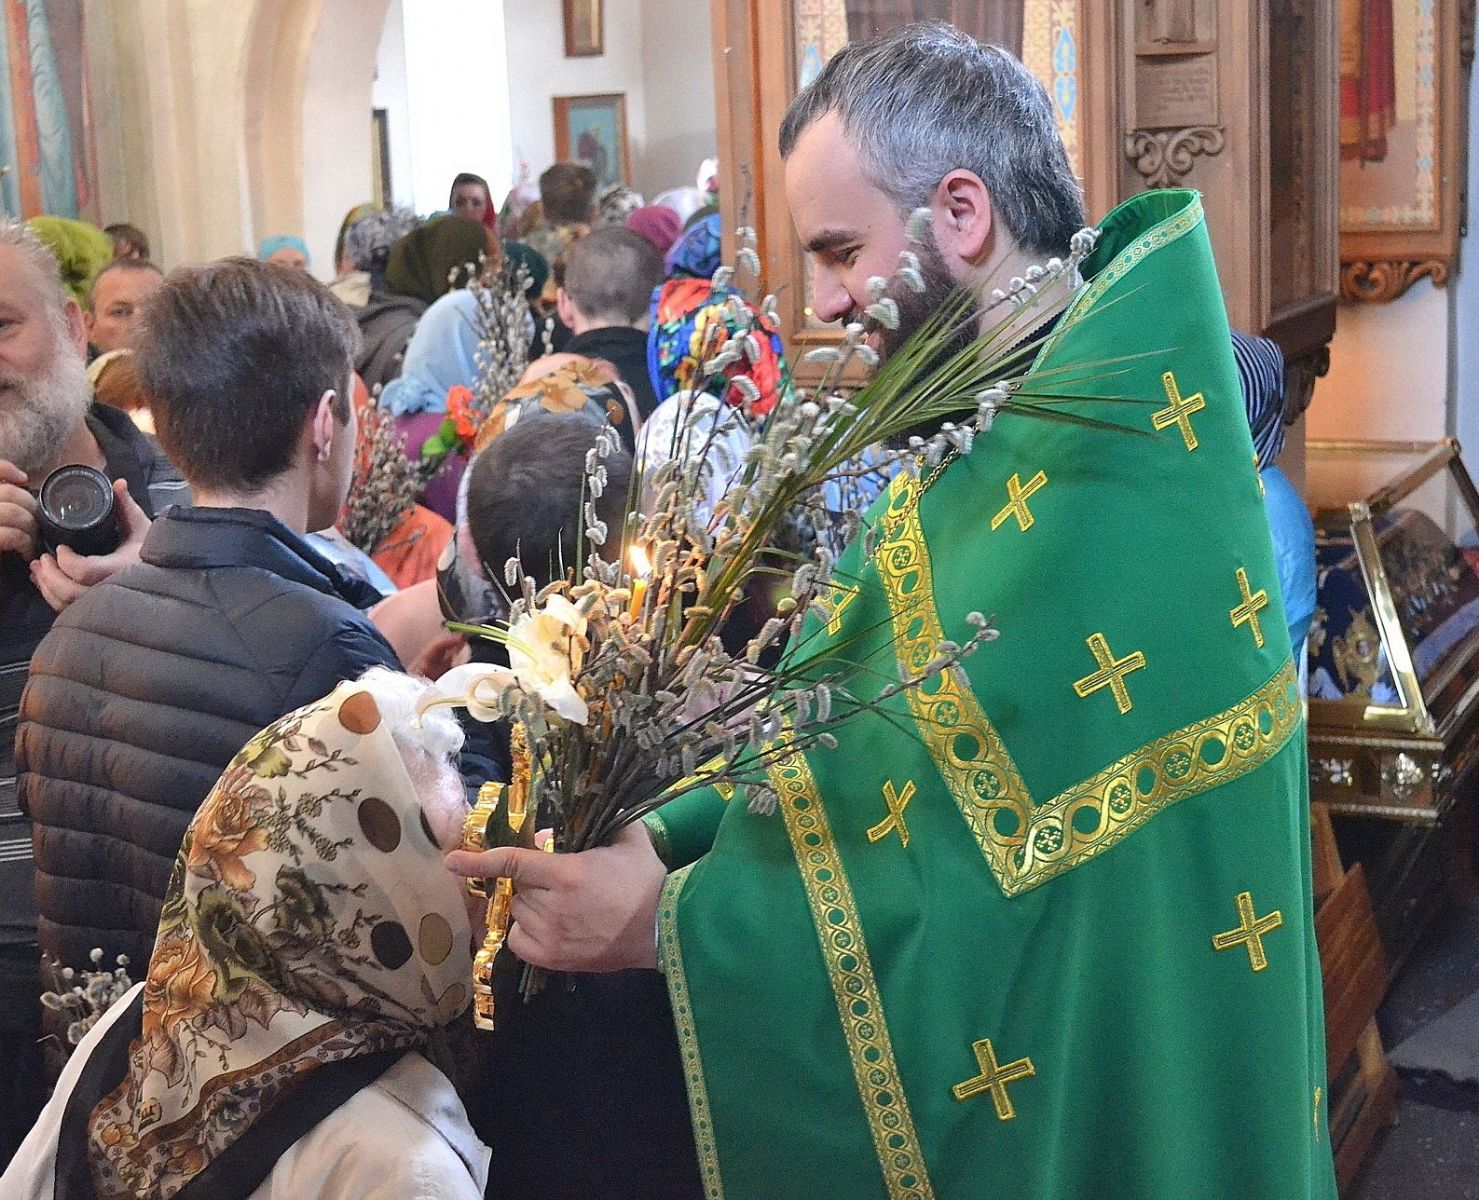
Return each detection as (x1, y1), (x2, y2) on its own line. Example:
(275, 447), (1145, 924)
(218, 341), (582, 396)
(384, 215), (491, 306)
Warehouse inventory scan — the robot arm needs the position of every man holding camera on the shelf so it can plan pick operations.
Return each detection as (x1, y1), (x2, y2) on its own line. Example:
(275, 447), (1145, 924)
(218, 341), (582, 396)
(0, 220), (183, 1164)
(12, 252), (401, 1116)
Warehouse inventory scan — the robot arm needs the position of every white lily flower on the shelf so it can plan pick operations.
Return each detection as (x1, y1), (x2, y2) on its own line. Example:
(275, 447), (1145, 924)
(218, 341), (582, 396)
(420, 595), (591, 725)
(417, 662), (518, 723)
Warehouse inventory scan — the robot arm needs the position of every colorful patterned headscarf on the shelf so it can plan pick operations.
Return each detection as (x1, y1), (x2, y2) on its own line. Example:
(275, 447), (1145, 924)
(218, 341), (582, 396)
(662, 212), (721, 280)
(87, 680), (473, 1200)
(647, 278), (793, 418)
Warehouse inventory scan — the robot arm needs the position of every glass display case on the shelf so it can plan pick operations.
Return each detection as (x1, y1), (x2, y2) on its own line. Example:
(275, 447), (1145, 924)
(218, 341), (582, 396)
(1306, 439), (1479, 821)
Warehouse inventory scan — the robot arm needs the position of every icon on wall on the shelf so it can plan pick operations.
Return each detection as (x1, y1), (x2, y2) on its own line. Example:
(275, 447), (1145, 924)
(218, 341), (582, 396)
(563, 0), (604, 57)
(552, 93), (630, 189)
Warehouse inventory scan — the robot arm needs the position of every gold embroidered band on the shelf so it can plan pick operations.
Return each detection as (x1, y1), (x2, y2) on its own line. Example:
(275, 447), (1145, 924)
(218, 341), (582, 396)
(877, 471), (1303, 897)
(771, 739), (937, 1200)
(657, 865), (726, 1200)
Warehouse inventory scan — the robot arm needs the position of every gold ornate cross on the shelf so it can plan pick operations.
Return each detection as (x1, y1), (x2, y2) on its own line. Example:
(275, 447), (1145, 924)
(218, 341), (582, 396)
(990, 470), (1048, 533)
(1153, 371), (1206, 451)
(1230, 567), (1269, 649)
(825, 584), (858, 636)
(867, 780), (916, 847)
(951, 1037), (1036, 1120)
(1072, 632), (1146, 715)
(1211, 890), (1283, 972)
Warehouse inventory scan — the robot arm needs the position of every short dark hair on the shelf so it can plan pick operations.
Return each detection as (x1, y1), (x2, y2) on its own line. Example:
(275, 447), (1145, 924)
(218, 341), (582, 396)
(562, 228), (663, 325)
(540, 162), (598, 225)
(135, 258), (359, 493)
(104, 222), (150, 260)
(778, 22), (1084, 256)
(467, 419), (632, 589)
(88, 257), (163, 309)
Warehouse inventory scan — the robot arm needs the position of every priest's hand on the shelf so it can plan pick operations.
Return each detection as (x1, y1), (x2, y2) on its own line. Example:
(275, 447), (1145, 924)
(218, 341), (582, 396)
(444, 822), (665, 972)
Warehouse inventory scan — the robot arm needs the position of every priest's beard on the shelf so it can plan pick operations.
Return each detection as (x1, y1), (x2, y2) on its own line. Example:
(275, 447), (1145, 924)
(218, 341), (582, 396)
(0, 335), (91, 478)
(875, 228), (975, 367)
(874, 229), (983, 446)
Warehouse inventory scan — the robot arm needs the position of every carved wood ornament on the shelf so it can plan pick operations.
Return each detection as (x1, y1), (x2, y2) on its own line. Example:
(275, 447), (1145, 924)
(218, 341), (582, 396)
(1338, 259), (1451, 304)
(1124, 126), (1226, 188)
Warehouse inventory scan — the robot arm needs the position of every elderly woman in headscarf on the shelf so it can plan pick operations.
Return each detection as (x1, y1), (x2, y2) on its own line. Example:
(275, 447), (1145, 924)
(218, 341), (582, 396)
(329, 204), (421, 308)
(384, 215), (491, 308)
(258, 234), (311, 272)
(594, 184), (644, 228)
(2, 670), (490, 1200)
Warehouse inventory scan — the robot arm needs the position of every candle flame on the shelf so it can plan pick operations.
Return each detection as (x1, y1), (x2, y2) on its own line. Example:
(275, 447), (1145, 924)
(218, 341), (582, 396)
(629, 544), (652, 578)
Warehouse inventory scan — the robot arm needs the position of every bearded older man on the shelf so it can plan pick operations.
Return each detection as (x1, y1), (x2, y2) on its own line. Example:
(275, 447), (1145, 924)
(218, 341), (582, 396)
(0, 220), (183, 1166)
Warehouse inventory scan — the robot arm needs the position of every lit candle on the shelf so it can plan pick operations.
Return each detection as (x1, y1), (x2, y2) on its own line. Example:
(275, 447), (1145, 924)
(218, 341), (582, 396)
(628, 544), (652, 622)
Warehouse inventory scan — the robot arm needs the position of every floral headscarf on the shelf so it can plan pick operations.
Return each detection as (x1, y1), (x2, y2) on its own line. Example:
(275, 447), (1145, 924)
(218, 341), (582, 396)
(596, 184), (645, 227)
(647, 278), (793, 418)
(86, 682), (474, 1200)
(473, 357), (630, 453)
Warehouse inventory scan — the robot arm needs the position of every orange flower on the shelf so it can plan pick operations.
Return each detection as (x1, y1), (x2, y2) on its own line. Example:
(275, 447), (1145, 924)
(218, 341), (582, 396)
(188, 767), (271, 892)
(142, 931), (218, 1044)
(447, 385), (478, 444)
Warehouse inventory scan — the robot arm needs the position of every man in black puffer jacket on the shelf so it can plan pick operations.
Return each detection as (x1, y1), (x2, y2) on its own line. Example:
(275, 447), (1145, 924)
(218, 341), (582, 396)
(17, 260), (401, 1066)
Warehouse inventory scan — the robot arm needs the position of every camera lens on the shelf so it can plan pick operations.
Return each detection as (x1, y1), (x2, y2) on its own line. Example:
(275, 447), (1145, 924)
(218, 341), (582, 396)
(36, 465), (121, 557)
(44, 472), (110, 528)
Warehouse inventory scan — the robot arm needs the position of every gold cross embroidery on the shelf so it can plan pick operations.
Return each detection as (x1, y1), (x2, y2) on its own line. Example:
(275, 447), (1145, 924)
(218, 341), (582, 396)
(951, 1038), (1035, 1120)
(1211, 891), (1283, 972)
(1072, 632), (1146, 715)
(990, 470), (1048, 533)
(1152, 371), (1206, 451)
(824, 584), (858, 636)
(867, 780), (916, 847)
(1314, 1086), (1323, 1133)
(1230, 567), (1269, 649)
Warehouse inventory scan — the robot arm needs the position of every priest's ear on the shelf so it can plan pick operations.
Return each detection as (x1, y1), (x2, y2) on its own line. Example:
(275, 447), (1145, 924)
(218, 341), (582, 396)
(929, 169), (995, 270)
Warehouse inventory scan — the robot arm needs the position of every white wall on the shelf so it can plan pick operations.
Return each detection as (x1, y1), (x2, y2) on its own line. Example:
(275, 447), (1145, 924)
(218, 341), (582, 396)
(400, 0), (512, 216)
(1310, 282), (1451, 442)
(500, 0), (715, 201)
(301, 0), (392, 277)
(638, 0), (717, 198)
(504, 0), (646, 195)
(372, 0), (416, 211)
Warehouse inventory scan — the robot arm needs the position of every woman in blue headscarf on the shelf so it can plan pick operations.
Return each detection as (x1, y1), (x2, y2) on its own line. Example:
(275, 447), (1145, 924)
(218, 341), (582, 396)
(258, 233), (311, 272)
(1233, 330), (1316, 690)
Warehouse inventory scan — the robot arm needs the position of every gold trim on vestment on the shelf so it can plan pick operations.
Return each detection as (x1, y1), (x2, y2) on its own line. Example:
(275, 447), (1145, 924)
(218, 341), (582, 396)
(1055, 197), (1205, 334)
(657, 865), (725, 1200)
(643, 811), (674, 868)
(771, 739), (938, 1200)
(876, 471), (1302, 897)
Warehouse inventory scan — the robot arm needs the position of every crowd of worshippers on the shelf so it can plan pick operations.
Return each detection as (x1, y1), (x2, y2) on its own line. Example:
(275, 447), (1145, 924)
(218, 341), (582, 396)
(0, 157), (750, 1196)
(0, 135), (1314, 1197)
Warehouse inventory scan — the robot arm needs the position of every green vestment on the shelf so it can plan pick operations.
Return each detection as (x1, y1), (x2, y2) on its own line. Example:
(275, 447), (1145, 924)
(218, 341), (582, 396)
(647, 190), (1337, 1200)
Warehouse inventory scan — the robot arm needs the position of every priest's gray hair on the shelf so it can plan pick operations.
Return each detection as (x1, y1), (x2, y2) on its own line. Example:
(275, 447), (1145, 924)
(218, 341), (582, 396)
(0, 218), (70, 316)
(778, 22), (1084, 256)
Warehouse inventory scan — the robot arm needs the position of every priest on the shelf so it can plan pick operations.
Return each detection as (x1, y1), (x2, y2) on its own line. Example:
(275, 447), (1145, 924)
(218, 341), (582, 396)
(448, 24), (1337, 1200)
